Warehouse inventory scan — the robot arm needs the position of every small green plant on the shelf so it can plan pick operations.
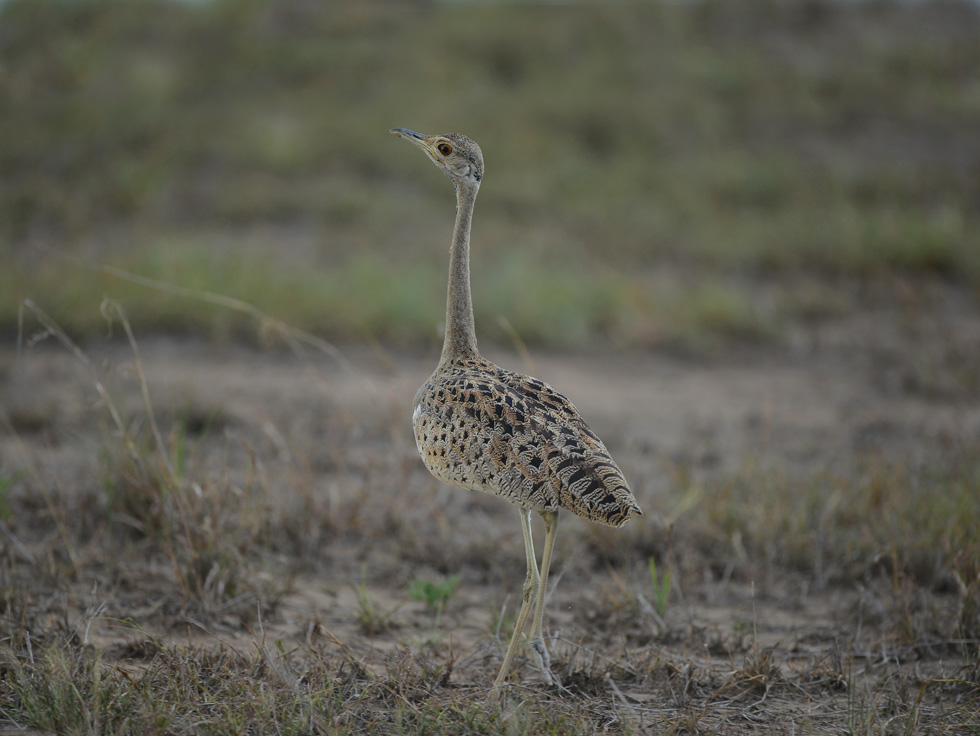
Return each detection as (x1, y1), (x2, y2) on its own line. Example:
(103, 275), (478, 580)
(353, 582), (399, 635)
(733, 619), (751, 635)
(408, 575), (461, 623)
(0, 471), (19, 521)
(648, 557), (671, 620)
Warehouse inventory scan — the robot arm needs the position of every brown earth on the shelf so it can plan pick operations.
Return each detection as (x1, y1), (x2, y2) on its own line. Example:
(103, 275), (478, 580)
(2, 280), (979, 732)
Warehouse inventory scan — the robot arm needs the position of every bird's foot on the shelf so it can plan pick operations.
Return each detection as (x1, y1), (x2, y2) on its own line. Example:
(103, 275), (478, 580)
(530, 638), (557, 686)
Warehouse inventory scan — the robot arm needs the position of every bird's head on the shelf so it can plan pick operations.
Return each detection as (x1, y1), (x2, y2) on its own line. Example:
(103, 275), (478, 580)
(390, 128), (484, 189)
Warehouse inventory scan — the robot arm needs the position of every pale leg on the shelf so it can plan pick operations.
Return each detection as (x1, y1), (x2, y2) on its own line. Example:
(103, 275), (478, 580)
(527, 510), (559, 685)
(492, 508), (540, 689)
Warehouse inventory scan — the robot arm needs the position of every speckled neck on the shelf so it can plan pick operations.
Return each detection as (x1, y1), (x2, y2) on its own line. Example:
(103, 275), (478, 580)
(441, 180), (480, 363)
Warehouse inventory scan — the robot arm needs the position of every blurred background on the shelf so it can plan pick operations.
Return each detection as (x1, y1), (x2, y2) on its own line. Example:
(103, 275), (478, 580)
(2, 0), (979, 354)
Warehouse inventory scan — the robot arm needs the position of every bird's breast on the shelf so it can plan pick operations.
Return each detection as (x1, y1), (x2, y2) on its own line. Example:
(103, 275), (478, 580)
(413, 385), (483, 492)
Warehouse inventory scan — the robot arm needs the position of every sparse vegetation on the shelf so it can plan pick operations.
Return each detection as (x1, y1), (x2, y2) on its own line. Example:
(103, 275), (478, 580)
(4, 295), (978, 732)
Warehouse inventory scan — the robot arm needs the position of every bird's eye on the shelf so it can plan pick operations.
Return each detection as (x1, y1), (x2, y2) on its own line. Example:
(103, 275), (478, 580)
(437, 142), (453, 156)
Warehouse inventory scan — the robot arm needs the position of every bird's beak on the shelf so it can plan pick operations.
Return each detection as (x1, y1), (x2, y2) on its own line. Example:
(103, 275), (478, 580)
(390, 127), (434, 154)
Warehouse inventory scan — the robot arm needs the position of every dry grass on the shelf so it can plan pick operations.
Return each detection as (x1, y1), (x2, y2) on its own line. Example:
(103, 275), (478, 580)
(3, 297), (979, 734)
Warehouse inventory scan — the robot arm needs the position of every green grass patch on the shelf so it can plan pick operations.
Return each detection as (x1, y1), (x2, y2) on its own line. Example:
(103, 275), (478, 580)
(4, 241), (784, 350)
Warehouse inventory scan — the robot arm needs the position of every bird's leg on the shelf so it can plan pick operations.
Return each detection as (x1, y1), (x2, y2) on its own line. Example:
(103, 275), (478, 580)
(528, 510), (559, 685)
(492, 509), (539, 690)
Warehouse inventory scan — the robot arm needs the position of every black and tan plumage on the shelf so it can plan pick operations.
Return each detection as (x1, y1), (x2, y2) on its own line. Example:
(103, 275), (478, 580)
(391, 128), (642, 690)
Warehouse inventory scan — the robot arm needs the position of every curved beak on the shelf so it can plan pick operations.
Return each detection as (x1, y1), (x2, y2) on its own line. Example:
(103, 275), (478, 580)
(390, 127), (433, 153)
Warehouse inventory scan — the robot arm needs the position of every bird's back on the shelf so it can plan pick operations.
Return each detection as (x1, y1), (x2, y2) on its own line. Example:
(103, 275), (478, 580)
(413, 355), (641, 527)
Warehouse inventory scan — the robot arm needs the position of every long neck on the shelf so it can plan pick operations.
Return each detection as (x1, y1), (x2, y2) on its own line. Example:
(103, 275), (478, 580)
(441, 180), (479, 362)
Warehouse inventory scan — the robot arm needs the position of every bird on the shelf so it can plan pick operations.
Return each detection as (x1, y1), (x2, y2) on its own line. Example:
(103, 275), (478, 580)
(390, 127), (642, 690)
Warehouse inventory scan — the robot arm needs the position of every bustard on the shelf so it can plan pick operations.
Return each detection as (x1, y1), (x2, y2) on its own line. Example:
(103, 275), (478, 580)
(391, 128), (642, 690)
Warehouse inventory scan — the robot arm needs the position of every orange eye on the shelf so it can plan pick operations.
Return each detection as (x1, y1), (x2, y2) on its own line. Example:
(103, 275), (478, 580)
(437, 142), (453, 156)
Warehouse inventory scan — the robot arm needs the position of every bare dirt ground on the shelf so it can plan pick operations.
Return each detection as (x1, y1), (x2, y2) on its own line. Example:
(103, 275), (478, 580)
(2, 281), (980, 733)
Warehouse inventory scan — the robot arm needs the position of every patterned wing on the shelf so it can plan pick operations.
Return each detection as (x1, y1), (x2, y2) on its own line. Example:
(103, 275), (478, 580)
(472, 361), (642, 528)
